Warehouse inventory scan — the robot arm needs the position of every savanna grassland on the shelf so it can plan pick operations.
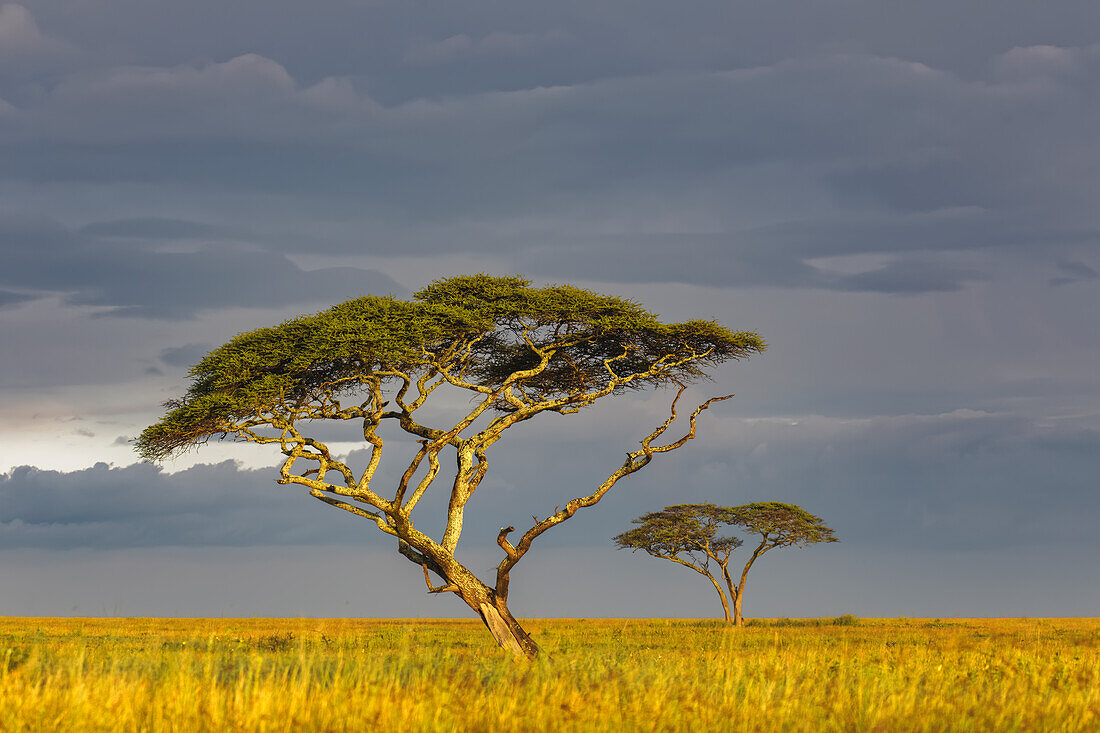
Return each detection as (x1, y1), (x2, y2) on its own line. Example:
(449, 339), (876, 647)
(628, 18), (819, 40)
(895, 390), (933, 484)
(1, 616), (1096, 732)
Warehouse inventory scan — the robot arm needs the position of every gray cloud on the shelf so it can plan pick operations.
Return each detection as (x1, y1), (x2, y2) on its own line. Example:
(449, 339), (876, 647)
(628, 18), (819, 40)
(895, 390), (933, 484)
(585, 408), (1100, 556)
(159, 343), (213, 367)
(3, 406), (1097, 557)
(0, 213), (405, 318)
(0, 46), (1094, 212)
(80, 217), (228, 240)
(0, 0), (1098, 618)
(0, 460), (369, 549)
(517, 227), (1001, 293)
(0, 41), (1095, 296)
(832, 258), (982, 294)
(1050, 260), (1100, 287)
(18, 1), (1100, 99)
(0, 3), (70, 60)
(405, 29), (573, 66)
(0, 289), (35, 309)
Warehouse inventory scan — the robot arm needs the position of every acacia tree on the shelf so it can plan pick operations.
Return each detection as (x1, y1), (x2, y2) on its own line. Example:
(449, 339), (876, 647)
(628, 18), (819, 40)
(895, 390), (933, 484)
(137, 275), (764, 658)
(615, 502), (836, 626)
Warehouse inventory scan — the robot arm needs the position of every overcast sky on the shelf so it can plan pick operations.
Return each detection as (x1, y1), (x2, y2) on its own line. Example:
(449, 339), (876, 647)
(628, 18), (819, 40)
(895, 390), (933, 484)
(2, 1), (1098, 620)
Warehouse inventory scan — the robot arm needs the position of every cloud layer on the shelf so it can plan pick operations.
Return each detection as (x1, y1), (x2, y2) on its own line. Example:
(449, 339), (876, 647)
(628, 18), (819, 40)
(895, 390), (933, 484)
(1, 1), (1098, 617)
(2, 3), (1099, 305)
(4, 406), (1097, 556)
(0, 213), (404, 318)
(0, 461), (361, 548)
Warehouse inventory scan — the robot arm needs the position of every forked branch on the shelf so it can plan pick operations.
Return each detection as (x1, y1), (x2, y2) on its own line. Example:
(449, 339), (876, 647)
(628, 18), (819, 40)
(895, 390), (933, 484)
(494, 384), (732, 598)
(422, 564), (460, 594)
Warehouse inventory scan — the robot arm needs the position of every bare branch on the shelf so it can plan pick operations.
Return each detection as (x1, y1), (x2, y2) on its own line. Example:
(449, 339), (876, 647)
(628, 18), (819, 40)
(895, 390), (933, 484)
(649, 550), (713, 578)
(403, 444), (443, 514)
(494, 386), (729, 596)
(497, 526), (518, 559)
(422, 564), (460, 594)
(642, 390), (734, 455)
(308, 489), (396, 536)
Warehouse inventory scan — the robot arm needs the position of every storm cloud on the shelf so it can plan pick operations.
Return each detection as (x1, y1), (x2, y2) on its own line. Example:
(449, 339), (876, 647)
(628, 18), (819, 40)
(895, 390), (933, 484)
(0, 460), (364, 549)
(0, 213), (404, 318)
(1, 0), (1098, 618)
(2, 7), (1099, 298)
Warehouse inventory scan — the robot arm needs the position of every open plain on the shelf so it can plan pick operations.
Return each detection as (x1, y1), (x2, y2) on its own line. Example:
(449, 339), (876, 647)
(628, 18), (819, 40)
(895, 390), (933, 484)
(0, 616), (1096, 731)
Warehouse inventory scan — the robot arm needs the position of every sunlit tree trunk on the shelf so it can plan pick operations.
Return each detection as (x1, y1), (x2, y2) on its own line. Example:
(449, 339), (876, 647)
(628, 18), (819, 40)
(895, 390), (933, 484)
(726, 543), (766, 628)
(448, 573), (539, 658)
(732, 586), (745, 628)
(706, 574), (733, 623)
(472, 593), (540, 659)
(406, 536), (540, 659)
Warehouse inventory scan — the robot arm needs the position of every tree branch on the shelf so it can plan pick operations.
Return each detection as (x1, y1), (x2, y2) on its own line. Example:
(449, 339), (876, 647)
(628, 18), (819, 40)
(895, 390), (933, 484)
(308, 489), (396, 536)
(422, 563), (460, 594)
(494, 385), (730, 597)
(497, 526), (518, 559)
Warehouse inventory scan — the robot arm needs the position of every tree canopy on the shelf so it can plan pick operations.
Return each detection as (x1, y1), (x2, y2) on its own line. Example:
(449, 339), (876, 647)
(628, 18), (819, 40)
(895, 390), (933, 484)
(138, 275), (761, 462)
(138, 274), (765, 656)
(614, 503), (743, 565)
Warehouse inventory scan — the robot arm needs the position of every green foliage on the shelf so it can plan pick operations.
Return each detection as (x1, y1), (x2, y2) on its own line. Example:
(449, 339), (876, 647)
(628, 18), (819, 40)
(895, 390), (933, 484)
(613, 503), (743, 558)
(616, 501), (837, 623)
(137, 274), (765, 462)
(721, 502), (838, 548)
(616, 501), (837, 558)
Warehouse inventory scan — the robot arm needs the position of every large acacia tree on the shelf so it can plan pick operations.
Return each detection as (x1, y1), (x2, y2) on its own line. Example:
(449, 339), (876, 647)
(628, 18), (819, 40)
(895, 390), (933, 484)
(615, 502), (836, 626)
(138, 275), (764, 657)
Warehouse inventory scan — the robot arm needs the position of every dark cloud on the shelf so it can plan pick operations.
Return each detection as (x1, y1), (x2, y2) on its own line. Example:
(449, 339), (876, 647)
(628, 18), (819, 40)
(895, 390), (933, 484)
(1050, 260), (1100, 287)
(0, 0), (1097, 618)
(159, 343), (213, 367)
(79, 217), (227, 240)
(519, 233), (988, 294)
(0, 3), (70, 62)
(0, 44), (1093, 212)
(0, 40), (1094, 295)
(0, 289), (36, 309)
(608, 409), (1100, 554)
(0, 214), (406, 319)
(19, 0), (1100, 99)
(832, 259), (982, 294)
(0, 460), (371, 549)
(3, 407), (1097, 558)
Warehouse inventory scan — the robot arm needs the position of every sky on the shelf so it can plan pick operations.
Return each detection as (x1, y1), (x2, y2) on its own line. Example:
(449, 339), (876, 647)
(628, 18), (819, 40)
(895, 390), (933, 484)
(1, 0), (1099, 620)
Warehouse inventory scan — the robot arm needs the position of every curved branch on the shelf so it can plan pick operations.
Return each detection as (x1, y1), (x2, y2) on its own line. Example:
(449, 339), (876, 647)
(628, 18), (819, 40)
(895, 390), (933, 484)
(493, 386), (730, 598)
(422, 564), (460, 594)
(497, 526), (518, 559)
(308, 489), (396, 536)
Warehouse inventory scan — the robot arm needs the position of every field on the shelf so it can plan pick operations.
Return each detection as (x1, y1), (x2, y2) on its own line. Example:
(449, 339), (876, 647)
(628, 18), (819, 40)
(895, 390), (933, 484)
(1, 617), (1097, 732)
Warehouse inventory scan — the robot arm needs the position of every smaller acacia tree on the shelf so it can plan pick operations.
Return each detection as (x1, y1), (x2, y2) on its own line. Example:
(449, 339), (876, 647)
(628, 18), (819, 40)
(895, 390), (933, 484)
(614, 502), (836, 626)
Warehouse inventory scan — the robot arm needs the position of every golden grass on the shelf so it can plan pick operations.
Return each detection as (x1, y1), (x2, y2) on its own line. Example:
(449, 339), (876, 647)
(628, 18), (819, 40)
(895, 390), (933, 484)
(1, 616), (1097, 731)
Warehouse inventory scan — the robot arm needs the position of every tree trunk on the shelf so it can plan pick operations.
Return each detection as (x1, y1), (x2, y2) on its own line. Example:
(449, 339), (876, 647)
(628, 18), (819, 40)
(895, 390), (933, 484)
(726, 544), (766, 629)
(399, 534), (540, 659)
(475, 596), (540, 659)
(706, 573), (733, 623)
(448, 573), (540, 659)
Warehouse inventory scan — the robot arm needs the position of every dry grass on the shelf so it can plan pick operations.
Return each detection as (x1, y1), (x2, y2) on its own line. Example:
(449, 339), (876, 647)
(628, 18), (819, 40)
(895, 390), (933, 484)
(1, 616), (1097, 731)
